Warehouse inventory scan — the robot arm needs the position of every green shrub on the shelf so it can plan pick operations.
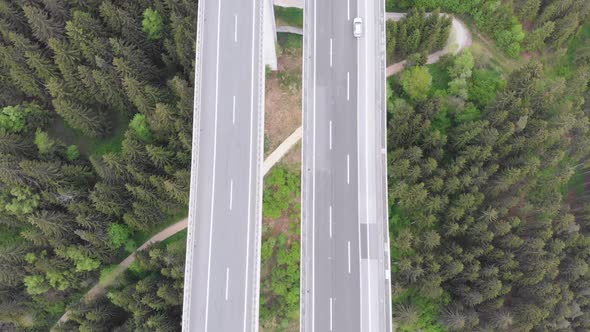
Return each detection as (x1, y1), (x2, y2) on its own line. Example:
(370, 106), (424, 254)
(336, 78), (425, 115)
(108, 223), (131, 248)
(129, 114), (153, 142)
(401, 66), (432, 101)
(66, 145), (80, 160)
(34, 129), (56, 155)
(142, 8), (164, 40)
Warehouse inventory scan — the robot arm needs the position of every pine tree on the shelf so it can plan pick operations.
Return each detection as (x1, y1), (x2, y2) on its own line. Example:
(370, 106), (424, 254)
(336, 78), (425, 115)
(22, 5), (64, 43)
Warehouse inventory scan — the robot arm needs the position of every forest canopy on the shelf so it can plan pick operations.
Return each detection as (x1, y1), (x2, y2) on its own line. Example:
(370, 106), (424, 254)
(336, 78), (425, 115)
(0, 0), (195, 329)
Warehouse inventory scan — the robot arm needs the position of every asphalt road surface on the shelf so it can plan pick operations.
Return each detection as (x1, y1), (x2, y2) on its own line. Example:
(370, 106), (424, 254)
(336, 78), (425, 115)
(182, 0), (264, 331)
(301, 0), (392, 330)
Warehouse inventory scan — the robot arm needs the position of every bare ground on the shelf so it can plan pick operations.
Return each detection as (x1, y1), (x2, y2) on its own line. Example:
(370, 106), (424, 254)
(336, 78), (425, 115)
(265, 53), (302, 158)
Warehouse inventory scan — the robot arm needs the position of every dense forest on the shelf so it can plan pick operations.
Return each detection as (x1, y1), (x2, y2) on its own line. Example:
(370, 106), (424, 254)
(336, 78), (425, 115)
(386, 9), (451, 65)
(2, 0), (590, 331)
(387, 1), (590, 330)
(0, 0), (195, 329)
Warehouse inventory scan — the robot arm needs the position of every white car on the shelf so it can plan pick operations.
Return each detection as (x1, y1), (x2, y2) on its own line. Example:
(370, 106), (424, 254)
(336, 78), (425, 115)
(353, 18), (363, 38)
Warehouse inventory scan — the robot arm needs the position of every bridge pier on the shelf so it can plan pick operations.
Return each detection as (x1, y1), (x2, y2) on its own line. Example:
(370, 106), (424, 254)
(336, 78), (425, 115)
(263, 0), (278, 70)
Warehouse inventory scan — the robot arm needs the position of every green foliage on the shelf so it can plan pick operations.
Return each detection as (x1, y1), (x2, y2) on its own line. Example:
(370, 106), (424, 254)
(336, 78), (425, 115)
(454, 104), (481, 123)
(274, 7), (303, 28)
(64, 247), (100, 272)
(260, 233), (300, 329)
(2, 187), (40, 215)
(401, 66), (432, 101)
(386, 9), (451, 65)
(394, 289), (447, 332)
(142, 8), (164, 40)
(0, 106), (28, 133)
(277, 32), (303, 54)
(108, 224), (130, 249)
(388, 58), (590, 331)
(468, 69), (506, 108)
(263, 166), (301, 219)
(66, 145), (80, 161)
(0, 0), (197, 328)
(24, 275), (50, 295)
(34, 129), (56, 155)
(394, 0), (526, 57)
(129, 114), (153, 143)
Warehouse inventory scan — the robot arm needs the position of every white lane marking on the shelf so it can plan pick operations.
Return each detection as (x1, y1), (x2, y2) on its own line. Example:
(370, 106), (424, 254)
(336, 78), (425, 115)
(347, 72), (350, 101)
(232, 96), (236, 124)
(330, 38), (333, 67)
(242, 1), (257, 331)
(347, 0), (350, 20)
(204, 0), (223, 330)
(330, 297), (334, 331)
(225, 268), (230, 300)
(329, 205), (333, 238)
(311, 0), (318, 329)
(348, 241), (351, 274)
(234, 15), (238, 42)
(329, 120), (333, 150)
(347, 154), (350, 184)
(363, 2), (373, 330)
(229, 179), (234, 210)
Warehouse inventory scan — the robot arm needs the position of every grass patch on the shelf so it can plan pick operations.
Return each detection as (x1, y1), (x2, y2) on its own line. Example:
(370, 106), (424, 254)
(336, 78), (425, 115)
(274, 6), (303, 28)
(48, 111), (130, 157)
(162, 229), (187, 246)
(426, 61), (451, 92)
(277, 32), (302, 52)
(131, 208), (188, 246)
(565, 171), (585, 196)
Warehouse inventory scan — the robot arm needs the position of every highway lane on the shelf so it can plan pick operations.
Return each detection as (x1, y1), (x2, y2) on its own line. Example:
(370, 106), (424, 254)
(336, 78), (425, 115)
(301, 0), (392, 330)
(302, 0), (362, 330)
(182, 0), (264, 331)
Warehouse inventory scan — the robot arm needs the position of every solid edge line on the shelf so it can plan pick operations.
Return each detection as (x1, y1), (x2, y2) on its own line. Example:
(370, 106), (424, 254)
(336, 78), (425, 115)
(311, 0), (317, 330)
(243, 0), (264, 330)
(300, 0), (309, 329)
(251, 0), (265, 330)
(203, 0), (223, 330)
(355, 3), (364, 330)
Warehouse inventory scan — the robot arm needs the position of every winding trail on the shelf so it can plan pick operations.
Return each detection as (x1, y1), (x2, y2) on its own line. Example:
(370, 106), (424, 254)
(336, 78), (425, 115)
(53, 127), (303, 329)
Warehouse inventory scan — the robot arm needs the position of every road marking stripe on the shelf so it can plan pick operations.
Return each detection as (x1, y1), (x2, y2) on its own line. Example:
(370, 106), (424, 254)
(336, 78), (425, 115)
(330, 297), (334, 331)
(330, 38), (333, 67)
(311, 0), (317, 329)
(348, 241), (351, 274)
(347, 154), (350, 184)
(347, 0), (350, 20)
(347, 72), (350, 101)
(204, 0), (223, 329)
(234, 15), (238, 42)
(225, 268), (230, 300)
(243, 1), (257, 330)
(229, 179), (233, 210)
(329, 205), (333, 238)
(329, 120), (333, 150)
(232, 95), (236, 124)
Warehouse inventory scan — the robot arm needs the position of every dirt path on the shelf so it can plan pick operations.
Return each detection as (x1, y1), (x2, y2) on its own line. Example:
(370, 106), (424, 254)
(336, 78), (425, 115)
(53, 128), (303, 329)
